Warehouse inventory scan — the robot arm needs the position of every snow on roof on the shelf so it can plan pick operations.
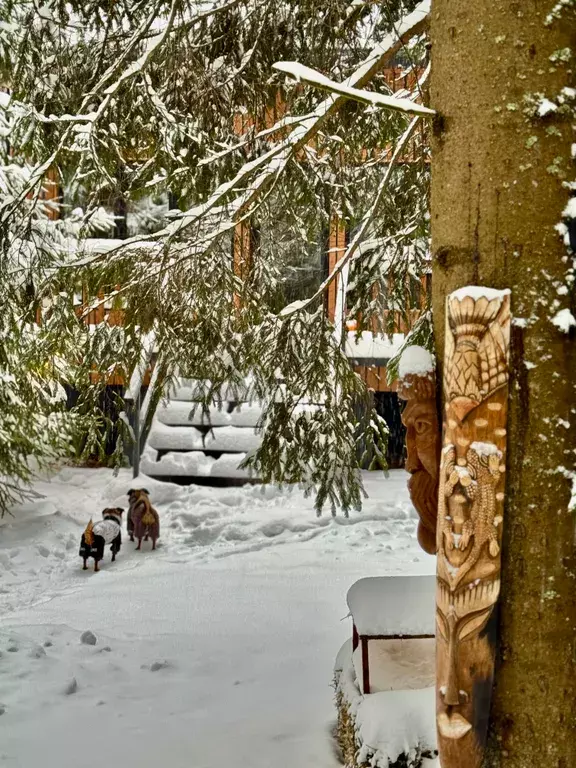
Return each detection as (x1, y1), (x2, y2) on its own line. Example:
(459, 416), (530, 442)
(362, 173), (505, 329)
(345, 332), (404, 362)
(398, 345), (434, 378)
(346, 576), (435, 636)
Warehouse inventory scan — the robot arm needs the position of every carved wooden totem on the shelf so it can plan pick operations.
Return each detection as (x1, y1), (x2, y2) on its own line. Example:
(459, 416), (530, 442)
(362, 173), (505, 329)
(397, 346), (441, 555)
(435, 287), (510, 768)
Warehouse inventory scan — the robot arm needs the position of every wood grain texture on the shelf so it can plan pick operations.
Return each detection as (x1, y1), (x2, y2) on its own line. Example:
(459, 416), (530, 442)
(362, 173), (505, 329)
(436, 288), (510, 767)
(398, 365), (440, 555)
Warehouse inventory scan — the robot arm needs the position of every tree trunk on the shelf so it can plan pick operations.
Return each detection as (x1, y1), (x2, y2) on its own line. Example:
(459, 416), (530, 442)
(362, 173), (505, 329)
(430, 2), (576, 767)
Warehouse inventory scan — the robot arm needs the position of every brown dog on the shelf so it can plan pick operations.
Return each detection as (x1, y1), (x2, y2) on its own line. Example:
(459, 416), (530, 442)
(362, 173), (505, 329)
(127, 489), (160, 551)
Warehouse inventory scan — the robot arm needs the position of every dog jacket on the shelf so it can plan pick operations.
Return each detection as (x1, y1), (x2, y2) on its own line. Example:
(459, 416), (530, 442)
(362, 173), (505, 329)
(93, 519), (121, 544)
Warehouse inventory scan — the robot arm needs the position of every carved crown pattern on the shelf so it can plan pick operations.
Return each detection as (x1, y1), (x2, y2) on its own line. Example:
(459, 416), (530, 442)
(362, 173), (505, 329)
(444, 293), (510, 420)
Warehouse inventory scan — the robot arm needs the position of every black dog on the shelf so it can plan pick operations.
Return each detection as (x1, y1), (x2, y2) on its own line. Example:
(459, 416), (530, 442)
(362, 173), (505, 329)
(79, 508), (124, 572)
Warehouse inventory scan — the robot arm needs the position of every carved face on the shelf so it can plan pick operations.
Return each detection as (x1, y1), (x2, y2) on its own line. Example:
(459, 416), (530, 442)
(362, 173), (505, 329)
(403, 399), (440, 479)
(435, 290), (510, 768)
(436, 610), (496, 756)
(401, 398), (440, 554)
(436, 443), (504, 754)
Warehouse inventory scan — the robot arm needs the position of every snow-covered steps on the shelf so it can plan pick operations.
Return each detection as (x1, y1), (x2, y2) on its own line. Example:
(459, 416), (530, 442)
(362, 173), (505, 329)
(156, 400), (262, 428)
(140, 379), (264, 485)
(147, 422), (261, 453)
(140, 446), (254, 484)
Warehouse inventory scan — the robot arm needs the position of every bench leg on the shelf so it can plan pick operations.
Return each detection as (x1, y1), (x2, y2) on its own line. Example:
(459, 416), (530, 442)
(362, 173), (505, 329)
(361, 636), (370, 695)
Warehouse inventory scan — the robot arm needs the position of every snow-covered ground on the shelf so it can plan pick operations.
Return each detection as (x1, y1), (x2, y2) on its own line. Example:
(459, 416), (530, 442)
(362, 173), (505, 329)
(0, 467), (434, 768)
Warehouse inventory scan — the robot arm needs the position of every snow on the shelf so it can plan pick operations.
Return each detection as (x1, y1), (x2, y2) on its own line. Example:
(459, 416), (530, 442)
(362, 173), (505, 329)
(564, 198), (576, 219)
(450, 286), (511, 302)
(345, 331), (404, 361)
(83, 237), (124, 253)
(336, 635), (436, 766)
(346, 576), (435, 637)
(333, 259), (349, 345)
(156, 400), (263, 428)
(469, 441), (502, 458)
(147, 422), (261, 452)
(551, 308), (576, 333)
(355, 688), (436, 765)
(140, 445), (252, 479)
(537, 97), (558, 117)
(279, 299), (308, 316)
(169, 378), (254, 403)
(273, 62), (435, 117)
(125, 331), (157, 400)
(398, 345), (435, 378)
(0, 467), (433, 768)
(147, 422), (205, 450)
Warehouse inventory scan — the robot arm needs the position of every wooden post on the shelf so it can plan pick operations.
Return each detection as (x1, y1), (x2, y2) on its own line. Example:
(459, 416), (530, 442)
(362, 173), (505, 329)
(132, 389), (141, 480)
(361, 636), (370, 695)
(352, 624), (358, 652)
(326, 215), (346, 323)
(435, 287), (510, 767)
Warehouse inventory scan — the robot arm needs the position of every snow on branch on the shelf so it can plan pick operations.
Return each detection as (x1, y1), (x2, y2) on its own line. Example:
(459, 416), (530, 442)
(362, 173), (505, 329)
(272, 62), (434, 117)
(0, 0), (173, 223)
(62, 0), (431, 269)
(278, 55), (429, 322)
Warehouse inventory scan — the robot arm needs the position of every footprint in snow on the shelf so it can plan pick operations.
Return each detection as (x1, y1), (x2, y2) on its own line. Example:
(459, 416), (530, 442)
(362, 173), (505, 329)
(63, 678), (78, 695)
(36, 545), (50, 558)
(260, 522), (285, 538)
(142, 660), (172, 672)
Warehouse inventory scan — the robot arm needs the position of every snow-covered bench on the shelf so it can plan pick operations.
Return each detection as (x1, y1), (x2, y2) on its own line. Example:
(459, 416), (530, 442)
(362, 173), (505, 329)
(347, 576), (435, 694)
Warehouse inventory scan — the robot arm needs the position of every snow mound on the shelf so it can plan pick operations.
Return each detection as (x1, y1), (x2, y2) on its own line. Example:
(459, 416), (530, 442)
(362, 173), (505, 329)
(356, 687), (436, 766)
(398, 345), (435, 378)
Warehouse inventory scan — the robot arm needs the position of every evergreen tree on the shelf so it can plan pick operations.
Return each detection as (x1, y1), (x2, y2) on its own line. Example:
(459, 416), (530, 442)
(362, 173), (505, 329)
(0, 0), (431, 513)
